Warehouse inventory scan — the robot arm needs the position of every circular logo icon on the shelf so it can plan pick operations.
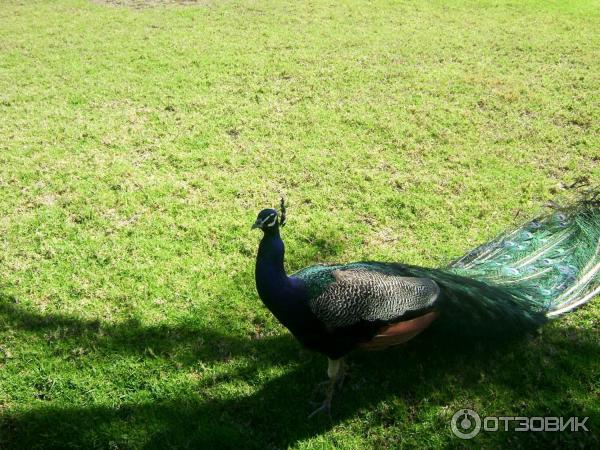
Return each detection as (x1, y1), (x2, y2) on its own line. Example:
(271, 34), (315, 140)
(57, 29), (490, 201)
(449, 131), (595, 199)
(451, 409), (481, 439)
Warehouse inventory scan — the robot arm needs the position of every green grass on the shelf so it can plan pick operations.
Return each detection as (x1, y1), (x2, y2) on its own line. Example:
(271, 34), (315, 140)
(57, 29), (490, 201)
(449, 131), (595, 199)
(0, 0), (599, 448)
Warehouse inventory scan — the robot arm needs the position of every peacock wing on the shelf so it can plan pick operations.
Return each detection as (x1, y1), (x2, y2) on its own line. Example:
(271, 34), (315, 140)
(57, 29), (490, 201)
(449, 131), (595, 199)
(305, 267), (440, 330)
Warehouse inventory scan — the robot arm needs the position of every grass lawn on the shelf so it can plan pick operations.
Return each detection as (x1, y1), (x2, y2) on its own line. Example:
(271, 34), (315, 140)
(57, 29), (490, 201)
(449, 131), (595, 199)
(0, 0), (599, 448)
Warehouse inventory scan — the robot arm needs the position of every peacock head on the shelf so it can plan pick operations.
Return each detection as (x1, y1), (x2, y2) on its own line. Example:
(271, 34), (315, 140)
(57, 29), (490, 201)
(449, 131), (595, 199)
(251, 199), (287, 232)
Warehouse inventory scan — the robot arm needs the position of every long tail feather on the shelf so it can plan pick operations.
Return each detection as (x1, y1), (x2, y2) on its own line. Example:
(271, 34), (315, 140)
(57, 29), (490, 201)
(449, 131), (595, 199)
(451, 195), (600, 315)
(399, 194), (600, 337)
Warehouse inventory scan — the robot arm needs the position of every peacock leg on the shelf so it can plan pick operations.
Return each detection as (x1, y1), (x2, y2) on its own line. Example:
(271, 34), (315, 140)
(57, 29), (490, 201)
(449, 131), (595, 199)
(310, 380), (331, 397)
(336, 359), (347, 390)
(308, 357), (345, 419)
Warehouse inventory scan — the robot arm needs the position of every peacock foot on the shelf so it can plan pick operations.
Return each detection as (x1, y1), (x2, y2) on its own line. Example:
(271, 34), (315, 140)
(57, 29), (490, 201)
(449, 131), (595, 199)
(308, 357), (346, 419)
(308, 396), (332, 419)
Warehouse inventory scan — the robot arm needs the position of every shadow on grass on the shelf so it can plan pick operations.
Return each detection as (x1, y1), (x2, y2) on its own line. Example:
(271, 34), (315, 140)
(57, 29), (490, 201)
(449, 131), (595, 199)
(1, 292), (598, 449)
(0, 293), (290, 368)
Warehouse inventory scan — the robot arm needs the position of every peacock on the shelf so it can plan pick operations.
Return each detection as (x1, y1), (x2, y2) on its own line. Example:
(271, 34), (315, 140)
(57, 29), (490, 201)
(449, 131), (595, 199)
(252, 196), (600, 417)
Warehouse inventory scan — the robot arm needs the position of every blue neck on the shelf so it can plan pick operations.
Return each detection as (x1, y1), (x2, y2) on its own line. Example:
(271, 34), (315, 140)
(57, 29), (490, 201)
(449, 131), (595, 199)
(255, 227), (310, 327)
(254, 227), (331, 354)
(255, 228), (289, 303)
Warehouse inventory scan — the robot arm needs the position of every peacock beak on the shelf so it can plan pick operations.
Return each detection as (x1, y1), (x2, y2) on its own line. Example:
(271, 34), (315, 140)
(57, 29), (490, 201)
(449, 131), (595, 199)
(251, 220), (262, 230)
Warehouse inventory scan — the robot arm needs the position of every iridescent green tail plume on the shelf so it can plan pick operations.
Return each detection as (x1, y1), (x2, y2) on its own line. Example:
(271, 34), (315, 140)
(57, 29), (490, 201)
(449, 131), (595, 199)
(401, 194), (600, 337)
